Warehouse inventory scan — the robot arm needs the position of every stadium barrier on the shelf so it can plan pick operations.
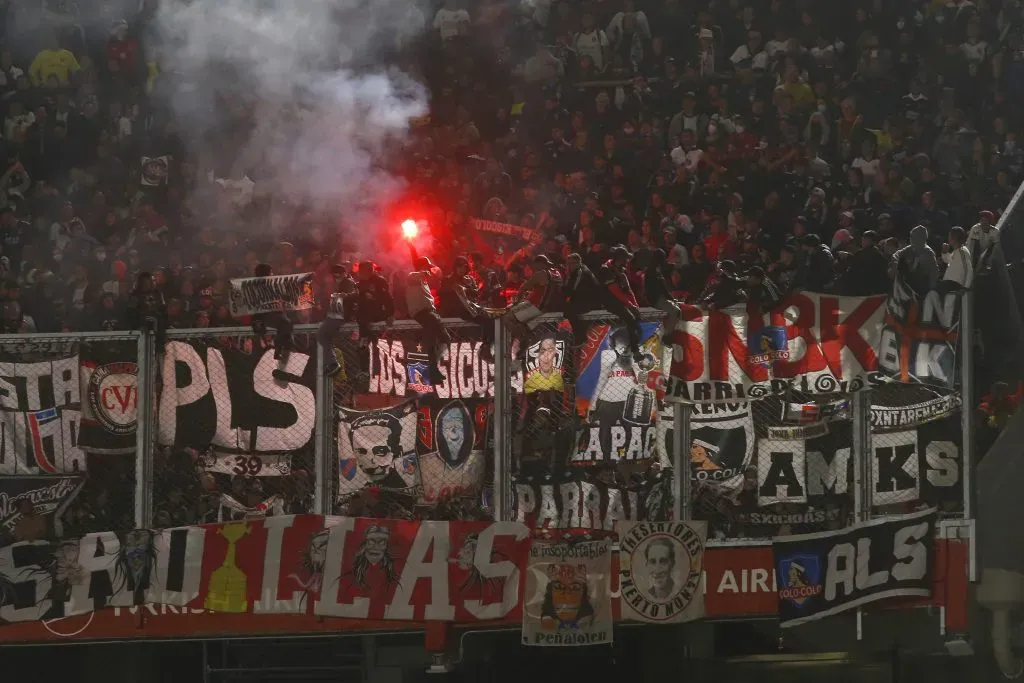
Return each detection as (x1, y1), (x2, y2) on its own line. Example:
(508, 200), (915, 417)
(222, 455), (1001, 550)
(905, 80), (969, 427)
(0, 290), (972, 547)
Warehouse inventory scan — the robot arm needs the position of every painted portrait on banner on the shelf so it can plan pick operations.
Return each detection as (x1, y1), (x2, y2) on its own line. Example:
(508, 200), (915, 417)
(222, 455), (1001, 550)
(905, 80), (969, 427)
(337, 399), (420, 496)
(522, 537), (612, 646)
(572, 322), (663, 464)
(617, 521), (706, 623)
(416, 398), (488, 503)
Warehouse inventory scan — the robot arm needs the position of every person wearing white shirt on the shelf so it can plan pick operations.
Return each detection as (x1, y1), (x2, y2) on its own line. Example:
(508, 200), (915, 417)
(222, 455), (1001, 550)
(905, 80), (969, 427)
(432, 0), (470, 41)
(572, 13), (610, 71)
(942, 226), (973, 289)
(730, 31), (769, 72)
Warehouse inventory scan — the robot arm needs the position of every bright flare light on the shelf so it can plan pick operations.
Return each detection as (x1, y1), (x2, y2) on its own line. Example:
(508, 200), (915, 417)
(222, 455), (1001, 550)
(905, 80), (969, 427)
(401, 219), (419, 240)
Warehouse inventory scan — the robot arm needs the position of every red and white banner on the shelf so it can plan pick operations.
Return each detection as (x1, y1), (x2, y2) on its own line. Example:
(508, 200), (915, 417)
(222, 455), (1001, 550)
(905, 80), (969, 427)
(664, 293), (886, 403)
(0, 515), (968, 643)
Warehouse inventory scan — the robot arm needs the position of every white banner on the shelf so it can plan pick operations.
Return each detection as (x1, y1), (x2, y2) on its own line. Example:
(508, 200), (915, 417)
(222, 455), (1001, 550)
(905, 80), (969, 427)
(228, 273), (315, 317)
(199, 453), (292, 477)
(522, 537), (613, 646)
(618, 521), (706, 623)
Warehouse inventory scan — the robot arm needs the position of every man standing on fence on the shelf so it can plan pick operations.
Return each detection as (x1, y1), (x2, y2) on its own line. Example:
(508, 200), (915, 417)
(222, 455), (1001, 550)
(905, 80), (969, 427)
(249, 263), (295, 359)
(405, 255), (449, 384)
(351, 260), (395, 347)
(504, 254), (561, 356)
(644, 249), (681, 344)
(598, 245), (644, 363)
(318, 264), (358, 378)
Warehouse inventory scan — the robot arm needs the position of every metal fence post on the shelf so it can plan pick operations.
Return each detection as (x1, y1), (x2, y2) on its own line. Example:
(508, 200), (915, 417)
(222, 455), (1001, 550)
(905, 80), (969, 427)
(314, 340), (334, 515)
(672, 403), (692, 521)
(853, 388), (872, 523)
(134, 330), (153, 529)
(852, 387), (872, 642)
(492, 317), (511, 521)
(960, 290), (975, 522)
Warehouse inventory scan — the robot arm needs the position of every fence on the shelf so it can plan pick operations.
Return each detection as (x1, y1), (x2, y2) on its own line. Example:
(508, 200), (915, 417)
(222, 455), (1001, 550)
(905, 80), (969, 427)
(0, 290), (972, 547)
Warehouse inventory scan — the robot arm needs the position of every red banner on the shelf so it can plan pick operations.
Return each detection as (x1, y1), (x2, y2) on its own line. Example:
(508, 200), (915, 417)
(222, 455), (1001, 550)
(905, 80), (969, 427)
(0, 516), (967, 643)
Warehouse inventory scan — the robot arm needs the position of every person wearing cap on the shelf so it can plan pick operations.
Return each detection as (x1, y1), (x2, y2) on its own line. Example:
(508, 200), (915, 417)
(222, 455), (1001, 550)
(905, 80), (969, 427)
(967, 209), (1000, 268)
(249, 263), (295, 360)
(405, 253), (448, 383)
(504, 254), (562, 353)
(598, 245), (643, 361)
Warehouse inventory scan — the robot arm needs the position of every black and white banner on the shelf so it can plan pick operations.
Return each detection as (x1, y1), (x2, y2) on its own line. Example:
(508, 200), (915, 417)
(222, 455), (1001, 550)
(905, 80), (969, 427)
(756, 416), (961, 508)
(199, 453), (292, 477)
(228, 273), (315, 317)
(0, 341), (85, 475)
(157, 341), (316, 453)
(0, 475), (84, 538)
(367, 334), (496, 399)
(513, 478), (657, 530)
(871, 393), (960, 432)
(773, 508), (936, 627)
(337, 398), (420, 494)
(878, 277), (961, 388)
(78, 340), (137, 455)
(656, 403), (754, 496)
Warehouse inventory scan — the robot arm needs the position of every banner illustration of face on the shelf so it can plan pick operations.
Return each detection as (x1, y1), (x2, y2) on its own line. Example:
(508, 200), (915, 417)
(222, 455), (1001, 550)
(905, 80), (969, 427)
(338, 399), (419, 495)
(437, 402), (473, 468)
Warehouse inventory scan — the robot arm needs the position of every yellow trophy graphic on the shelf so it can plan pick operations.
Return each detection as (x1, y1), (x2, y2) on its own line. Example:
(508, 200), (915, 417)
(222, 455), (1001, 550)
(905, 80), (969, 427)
(204, 522), (251, 613)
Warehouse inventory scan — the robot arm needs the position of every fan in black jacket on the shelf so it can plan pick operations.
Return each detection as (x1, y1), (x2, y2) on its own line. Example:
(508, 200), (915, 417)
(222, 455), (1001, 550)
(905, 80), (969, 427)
(249, 263), (294, 360)
(643, 249), (681, 343)
(126, 271), (167, 350)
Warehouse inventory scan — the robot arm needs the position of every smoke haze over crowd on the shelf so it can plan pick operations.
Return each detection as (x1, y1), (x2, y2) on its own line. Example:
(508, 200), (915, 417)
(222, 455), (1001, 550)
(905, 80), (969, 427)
(153, 0), (429, 240)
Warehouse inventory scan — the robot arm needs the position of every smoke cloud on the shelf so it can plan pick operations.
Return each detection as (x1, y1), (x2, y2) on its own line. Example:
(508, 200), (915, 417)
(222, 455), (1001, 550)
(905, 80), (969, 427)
(153, 0), (429, 238)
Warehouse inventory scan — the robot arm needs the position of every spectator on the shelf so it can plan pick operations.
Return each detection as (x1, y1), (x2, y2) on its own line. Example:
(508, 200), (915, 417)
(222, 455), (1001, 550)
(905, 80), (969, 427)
(943, 226), (974, 290)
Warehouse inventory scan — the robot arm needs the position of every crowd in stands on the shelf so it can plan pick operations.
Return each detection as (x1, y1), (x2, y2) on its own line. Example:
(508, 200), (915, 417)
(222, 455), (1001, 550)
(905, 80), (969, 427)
(0, 0), (1018, 536)
(0, 0), (1012, 338)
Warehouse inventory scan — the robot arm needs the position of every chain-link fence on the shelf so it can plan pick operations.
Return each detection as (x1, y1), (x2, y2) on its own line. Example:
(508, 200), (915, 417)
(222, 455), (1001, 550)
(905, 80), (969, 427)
(0, 332), (138, 546)
(509, 310), (674, 529)
(151, 328), (318, 529)
(329, 318), (494, 522)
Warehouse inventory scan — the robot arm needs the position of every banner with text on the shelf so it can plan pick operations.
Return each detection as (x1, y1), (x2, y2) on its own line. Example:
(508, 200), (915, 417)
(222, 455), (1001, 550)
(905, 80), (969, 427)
(228, 273), (315, 318)
(618, 521), (706, 623)
(157, 341), (316, 454)
(78, 340), (137, 455)
(665, 293), (886, 403)
(773, 508), (936, 627)
(877, 275), (961, 388)
(468, 219), (543, 270)
(0, 475), (84, 540)
(522, 537), (613, 646)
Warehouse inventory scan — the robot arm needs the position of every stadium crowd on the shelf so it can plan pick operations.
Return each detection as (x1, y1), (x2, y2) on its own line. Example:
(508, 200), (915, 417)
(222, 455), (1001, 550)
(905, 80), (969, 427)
(0, 0), (1010, 338)
(0, 0), (1018, 537)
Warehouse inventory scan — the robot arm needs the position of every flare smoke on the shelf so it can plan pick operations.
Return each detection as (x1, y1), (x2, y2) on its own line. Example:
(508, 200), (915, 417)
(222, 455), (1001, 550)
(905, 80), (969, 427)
(154, 0), (428, 231)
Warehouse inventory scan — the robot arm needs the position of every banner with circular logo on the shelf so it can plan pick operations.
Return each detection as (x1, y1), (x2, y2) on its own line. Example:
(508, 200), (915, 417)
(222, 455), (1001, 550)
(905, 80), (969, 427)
(617, 521), (706, 623)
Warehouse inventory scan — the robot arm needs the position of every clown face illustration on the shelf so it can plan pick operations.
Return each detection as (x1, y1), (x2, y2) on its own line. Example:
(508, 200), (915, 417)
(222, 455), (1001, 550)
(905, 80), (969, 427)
(362, 526), (390, 565)
(437, 402), (473, 468)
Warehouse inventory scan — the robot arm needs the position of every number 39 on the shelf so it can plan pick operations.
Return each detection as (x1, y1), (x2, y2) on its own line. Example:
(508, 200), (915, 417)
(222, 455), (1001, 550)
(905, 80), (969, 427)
(232, 456), (263, 477)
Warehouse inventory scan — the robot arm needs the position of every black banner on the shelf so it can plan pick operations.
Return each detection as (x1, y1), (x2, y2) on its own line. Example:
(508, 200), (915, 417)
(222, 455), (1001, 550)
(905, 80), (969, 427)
(0, 340), (84, 475)
(228, 273), (315, 317)
(773, 508), (936, 627)
(156, 341), (316, 453)
(0, 475), (84, 541)
(657, 403), (754, 496)
(78, 340), (138, 455)
(513, 475), (669, 530)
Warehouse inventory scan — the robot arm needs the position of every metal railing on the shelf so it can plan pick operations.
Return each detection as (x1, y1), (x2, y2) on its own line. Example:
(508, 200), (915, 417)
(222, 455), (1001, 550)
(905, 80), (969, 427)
(0, 295), (973, 544)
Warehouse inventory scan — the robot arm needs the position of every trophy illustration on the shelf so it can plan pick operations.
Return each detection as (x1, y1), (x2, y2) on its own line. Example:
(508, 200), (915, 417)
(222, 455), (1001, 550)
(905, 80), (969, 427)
(204, 522), (251, 613)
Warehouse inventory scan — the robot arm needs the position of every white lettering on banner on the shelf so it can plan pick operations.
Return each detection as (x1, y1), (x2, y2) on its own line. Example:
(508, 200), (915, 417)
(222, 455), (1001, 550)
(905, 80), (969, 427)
(872, 430), (921, 504)
(575, 426), (655, 462)
(925, 441), (959, 487)
(0, 541), (54, 622)
(369, 340), (495, 398)
(463, 522), (528, 620)
(514, 483), (640, 530)
(254, 517), (303, 615)
(316, 517), (368, 619)
(0, 355), (84, 475)
(711, 568), (777, 594)
(384, 522), (455, 620)
(824, 521), (929, 601)
(157, 342), (314, 452)
(666, 293), (886, 403)
(807, 448), (850, 496)
(66, 532), (120, 616)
